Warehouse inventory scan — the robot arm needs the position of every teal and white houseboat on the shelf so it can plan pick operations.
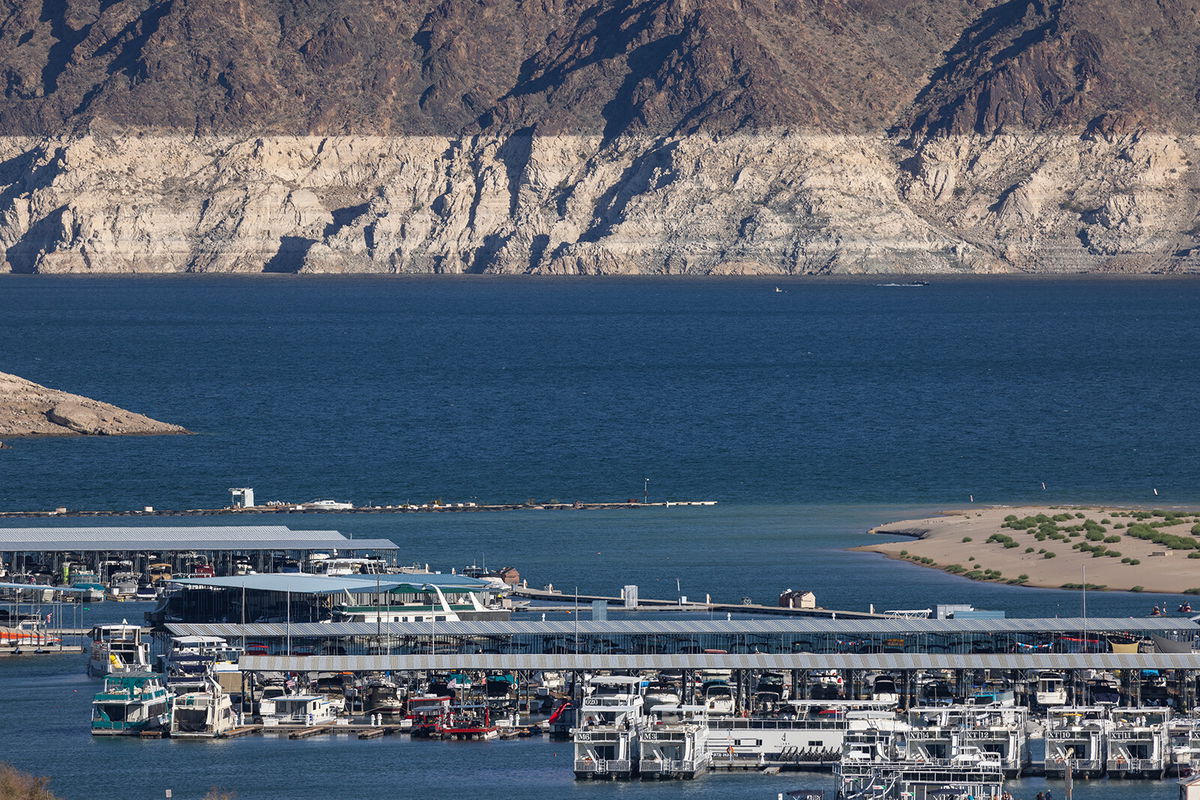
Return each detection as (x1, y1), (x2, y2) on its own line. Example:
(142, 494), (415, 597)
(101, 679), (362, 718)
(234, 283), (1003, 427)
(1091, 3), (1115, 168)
(90, 674), (171, 735)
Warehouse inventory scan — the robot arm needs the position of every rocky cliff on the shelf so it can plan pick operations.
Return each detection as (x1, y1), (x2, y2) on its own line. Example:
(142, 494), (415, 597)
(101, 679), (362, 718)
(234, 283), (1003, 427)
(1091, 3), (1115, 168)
(0, 371), (188, 436)
(0, 0), (1197, 275)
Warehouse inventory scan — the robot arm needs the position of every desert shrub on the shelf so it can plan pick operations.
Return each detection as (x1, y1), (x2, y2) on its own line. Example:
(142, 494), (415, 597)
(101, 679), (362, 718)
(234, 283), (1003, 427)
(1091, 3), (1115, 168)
(1131, 586), (1144, 592)
(1114, 523), (1125, 529)
(1128, 559), (1141, 565)
(1043, 551), (1057, 559)
(1103, 535), (1121, 544)
(962, 536), (973, 542)
(0, 764), (61, 800)
(1025, 547), (1035, 553)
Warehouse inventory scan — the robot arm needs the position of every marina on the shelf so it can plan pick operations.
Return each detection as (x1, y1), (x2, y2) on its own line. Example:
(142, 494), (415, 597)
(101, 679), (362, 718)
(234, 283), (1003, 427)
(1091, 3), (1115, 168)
(9, 525), (1200, 798)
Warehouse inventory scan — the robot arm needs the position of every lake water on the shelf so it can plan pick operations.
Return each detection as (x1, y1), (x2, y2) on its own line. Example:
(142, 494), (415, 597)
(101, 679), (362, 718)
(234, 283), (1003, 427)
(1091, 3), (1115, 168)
(1, 276), (1198, 799)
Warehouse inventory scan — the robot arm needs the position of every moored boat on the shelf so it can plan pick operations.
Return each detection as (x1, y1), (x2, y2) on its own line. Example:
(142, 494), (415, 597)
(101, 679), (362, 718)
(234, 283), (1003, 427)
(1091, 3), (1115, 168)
(91, 674), (171, 736)
(170, 677), (238, 738)
(87, 621), (150, 676)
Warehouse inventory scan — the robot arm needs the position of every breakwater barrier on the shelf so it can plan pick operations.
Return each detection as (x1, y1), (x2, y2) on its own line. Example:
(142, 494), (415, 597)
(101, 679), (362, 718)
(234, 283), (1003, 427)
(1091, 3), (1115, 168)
(0, 500), (718, 519)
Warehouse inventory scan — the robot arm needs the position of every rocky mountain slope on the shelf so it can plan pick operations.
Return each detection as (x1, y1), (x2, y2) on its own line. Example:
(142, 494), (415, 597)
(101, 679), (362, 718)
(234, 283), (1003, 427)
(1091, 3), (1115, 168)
(0, 371), (187, 436)
(0, 0), (1197, 274)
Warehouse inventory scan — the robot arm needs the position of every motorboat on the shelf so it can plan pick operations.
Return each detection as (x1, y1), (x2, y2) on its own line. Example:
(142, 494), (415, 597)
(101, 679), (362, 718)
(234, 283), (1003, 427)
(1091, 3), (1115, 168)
(437, 703), (499, 740)
(91, 674), (171, 735)
(362, 678), (406, 719)
(871, 673), (900, 706)
(87, 621), (150, 676)
(701, 680), (735, 717)
(1035, 671), (1069, 706)
(301, 499), (354, 511)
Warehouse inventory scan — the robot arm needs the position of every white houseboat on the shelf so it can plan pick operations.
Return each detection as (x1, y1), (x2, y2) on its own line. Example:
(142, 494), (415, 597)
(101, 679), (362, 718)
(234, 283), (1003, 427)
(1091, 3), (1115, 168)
(1045, 706), (1109, 778)
(262, 695), (337, 727)
(572, 676), (647, 779)
(86, 621), (150, 676)
(639, 705), (711, 779)
(1106, 707), (1170, 778)
(170, 678), (238, 738)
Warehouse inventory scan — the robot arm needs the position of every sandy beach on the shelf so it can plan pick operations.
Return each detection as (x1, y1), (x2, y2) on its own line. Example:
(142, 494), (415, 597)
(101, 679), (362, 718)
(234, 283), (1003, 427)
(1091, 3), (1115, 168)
(858, 505), (1200, 595)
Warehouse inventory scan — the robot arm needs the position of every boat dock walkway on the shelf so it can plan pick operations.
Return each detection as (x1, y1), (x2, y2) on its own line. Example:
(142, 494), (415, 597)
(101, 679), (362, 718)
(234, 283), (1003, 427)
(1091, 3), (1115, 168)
(511, 587), (886, 619)
(0, 500), (718, 519)
(253, 723), (405, 739)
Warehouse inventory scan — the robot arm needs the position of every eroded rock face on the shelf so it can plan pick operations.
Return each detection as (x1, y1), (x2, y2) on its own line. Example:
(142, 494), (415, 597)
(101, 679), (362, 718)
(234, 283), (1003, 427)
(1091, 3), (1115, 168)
(0, 371), (188, 436)
(0, 0), (1196, 274)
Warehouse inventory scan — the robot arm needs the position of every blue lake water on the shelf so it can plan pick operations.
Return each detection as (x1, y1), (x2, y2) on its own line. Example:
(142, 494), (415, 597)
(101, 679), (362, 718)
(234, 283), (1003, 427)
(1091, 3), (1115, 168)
(1, 276), (1198, 799)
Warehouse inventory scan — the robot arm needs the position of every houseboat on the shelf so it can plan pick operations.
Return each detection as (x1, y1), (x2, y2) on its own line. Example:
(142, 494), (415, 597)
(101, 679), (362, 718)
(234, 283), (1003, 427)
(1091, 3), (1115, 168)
(1106, 707), (1170, 778)
(91, 674), (171, 736)
(261, 695), (337, 727)
(170, 678), (238, 738)
(905, 705), (1029, 777)
(572, 676), (648, 779)
(1045, 706), (1109, 778)
(639, 705), (711, 779)
(86, 621), (150, 676)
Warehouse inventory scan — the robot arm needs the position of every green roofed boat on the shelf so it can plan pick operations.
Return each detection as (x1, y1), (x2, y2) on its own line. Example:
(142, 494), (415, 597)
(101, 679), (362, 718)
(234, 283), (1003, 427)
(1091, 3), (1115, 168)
(90, 674), (171, 736)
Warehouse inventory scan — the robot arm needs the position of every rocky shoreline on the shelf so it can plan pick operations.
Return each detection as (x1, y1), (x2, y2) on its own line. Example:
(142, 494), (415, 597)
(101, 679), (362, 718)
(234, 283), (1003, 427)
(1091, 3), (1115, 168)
(0, 131), (1196, 276)
(0, 371), (188, 438)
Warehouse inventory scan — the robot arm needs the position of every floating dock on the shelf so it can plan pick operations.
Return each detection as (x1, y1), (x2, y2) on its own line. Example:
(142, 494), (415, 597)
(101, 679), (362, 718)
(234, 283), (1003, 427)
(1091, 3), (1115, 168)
(0, 500), (717, 519)
(511, 586), (886, 619)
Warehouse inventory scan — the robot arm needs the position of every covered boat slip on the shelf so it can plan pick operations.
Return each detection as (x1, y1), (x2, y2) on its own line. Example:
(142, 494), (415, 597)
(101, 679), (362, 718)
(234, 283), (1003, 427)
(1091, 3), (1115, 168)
(163, 617), (1200, 659)
(0, 525), (400, 577)
(152, 573), (496, 627)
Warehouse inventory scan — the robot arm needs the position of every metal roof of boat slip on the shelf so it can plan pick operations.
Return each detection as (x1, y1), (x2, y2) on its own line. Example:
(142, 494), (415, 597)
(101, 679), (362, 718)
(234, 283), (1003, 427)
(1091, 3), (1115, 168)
(166, 616), (1198, 639)
(239, 653), (1200, 672)
(0, 526), (343, 543)
(0, 526), (399, 552)
(169, 573), (490, 594)
(0, 538), (399, 552)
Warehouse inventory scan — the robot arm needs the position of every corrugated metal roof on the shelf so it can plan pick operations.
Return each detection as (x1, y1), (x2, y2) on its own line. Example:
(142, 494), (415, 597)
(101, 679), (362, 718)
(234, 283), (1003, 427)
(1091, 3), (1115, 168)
(169, 572), (490, 594)
(165, 617), (1198, 639)
(0, 538), (398, 552)
(0, 526), (344, 543)
(0, 581), (89, 592)
(239, 652), (1200, 672)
